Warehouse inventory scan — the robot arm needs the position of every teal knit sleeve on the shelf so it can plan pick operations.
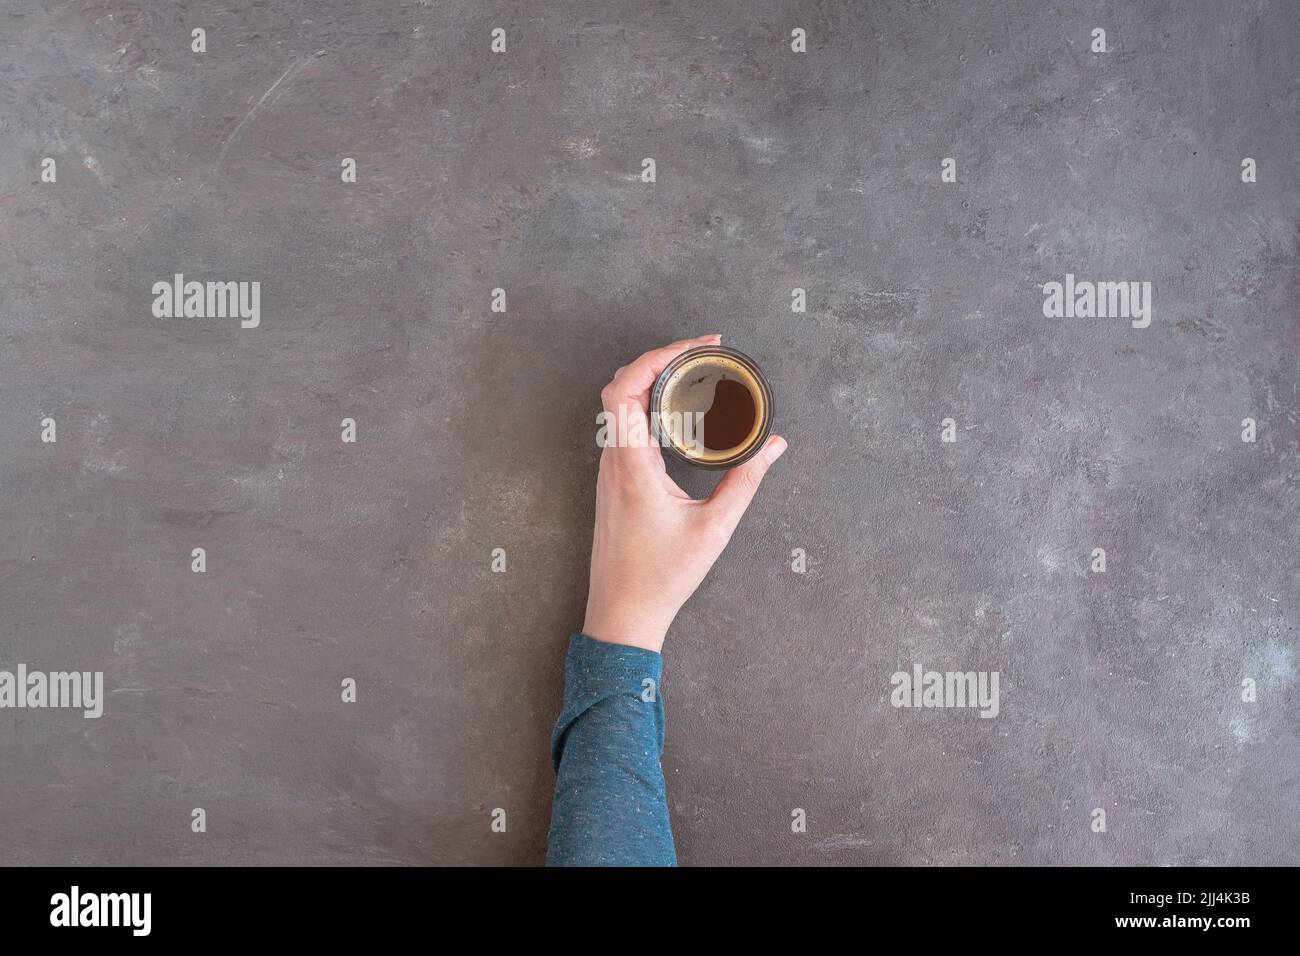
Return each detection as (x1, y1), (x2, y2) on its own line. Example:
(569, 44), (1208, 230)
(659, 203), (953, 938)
(545, 633), (676, 866)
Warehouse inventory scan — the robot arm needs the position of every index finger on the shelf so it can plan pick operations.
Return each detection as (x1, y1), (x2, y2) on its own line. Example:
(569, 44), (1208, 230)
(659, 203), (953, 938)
(602, 333), (722, 413)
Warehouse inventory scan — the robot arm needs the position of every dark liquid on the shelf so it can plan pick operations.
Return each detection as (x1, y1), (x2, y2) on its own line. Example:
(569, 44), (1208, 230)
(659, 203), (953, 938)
(701, 378), (757, 451)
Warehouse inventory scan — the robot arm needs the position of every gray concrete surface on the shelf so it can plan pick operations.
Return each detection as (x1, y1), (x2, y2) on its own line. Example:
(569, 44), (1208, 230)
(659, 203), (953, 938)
(1, 0), (1297, 866)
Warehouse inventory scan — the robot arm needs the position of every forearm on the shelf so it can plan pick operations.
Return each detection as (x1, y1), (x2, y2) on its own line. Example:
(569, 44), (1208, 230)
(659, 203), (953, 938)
(545, 633), (676, 866)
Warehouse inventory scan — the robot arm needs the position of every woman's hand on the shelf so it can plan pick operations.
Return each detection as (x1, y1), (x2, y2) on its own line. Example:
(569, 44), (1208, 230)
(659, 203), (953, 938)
(581, 334), (787, 653)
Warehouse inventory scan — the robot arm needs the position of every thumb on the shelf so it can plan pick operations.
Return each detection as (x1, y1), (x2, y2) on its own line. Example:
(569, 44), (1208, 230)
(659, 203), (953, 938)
(705, 435), (787, 536)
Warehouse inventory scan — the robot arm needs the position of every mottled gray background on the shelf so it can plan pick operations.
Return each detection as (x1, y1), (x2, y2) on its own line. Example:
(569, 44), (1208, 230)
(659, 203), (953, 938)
(1, 0), (1296, 866)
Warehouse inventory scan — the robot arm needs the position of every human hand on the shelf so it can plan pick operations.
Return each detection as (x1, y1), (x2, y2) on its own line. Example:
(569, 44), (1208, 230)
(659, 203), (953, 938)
(581, 334), (787, 653)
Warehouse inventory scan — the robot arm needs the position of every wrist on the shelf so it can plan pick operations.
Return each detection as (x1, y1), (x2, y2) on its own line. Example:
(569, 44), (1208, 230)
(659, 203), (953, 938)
(581, 607), (670, 654)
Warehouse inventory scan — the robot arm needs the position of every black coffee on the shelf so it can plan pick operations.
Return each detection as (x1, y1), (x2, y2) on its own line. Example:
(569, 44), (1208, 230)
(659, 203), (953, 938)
(701, 378), (757, 451)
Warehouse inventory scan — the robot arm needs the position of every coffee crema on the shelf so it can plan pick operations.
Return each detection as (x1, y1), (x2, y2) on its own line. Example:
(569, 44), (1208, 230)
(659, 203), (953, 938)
(651, 345), (773, 469)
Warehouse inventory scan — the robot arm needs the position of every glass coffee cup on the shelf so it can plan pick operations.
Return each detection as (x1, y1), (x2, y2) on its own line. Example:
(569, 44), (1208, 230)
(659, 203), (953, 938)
(650, 345), (773, 469)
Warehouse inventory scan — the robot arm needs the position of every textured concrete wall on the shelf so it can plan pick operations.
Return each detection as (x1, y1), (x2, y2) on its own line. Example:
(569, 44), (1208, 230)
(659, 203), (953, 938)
(0, 1), (1296, 865)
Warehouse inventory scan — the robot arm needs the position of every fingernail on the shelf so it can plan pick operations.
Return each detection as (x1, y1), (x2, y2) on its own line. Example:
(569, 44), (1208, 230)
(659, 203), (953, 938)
(766, 436), (787, 462)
